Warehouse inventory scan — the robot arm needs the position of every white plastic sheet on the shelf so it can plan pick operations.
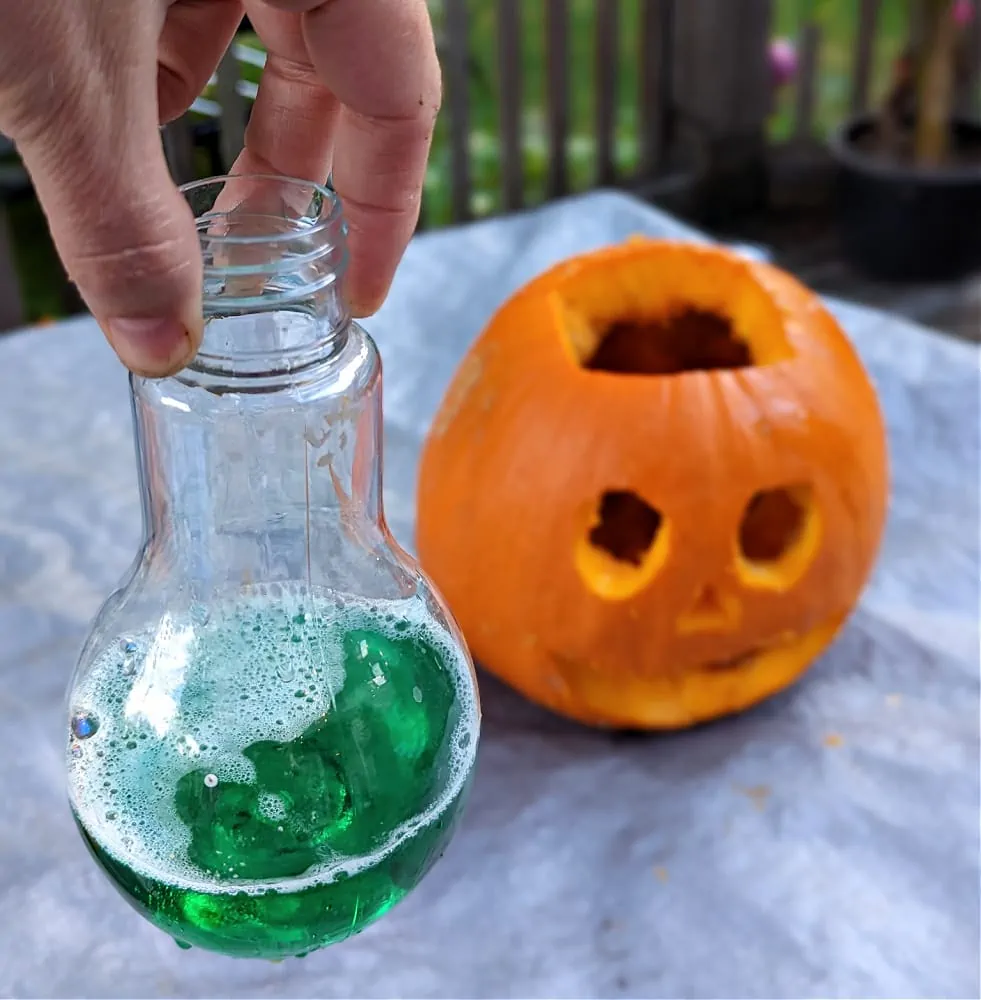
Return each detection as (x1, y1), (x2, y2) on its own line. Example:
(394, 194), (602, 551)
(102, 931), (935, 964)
(0, 192), (977, 998)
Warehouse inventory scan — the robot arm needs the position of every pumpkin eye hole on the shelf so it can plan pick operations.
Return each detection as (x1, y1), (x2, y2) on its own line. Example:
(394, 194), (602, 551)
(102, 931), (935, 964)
(577, 491), (670, 601)
(737, 484), (820, 589)
(589, 490), (663, 565)
(584, 310), (754, 376)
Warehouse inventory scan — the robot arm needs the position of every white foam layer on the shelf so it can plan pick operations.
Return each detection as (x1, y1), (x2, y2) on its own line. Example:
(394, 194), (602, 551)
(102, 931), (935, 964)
(67, 583), (479, 895)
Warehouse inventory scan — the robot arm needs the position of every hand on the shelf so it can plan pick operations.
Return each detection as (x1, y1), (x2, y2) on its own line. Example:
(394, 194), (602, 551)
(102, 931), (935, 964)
(0, 0), (440, 376)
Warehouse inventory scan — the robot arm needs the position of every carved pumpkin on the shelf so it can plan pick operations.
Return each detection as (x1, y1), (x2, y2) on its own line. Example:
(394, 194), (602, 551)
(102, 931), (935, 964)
(416, 239), (889, 729)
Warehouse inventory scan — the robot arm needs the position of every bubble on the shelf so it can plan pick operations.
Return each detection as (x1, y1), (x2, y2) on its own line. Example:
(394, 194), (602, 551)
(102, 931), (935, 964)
(71, 712), (99, 740)
(120, 638), (141, 676)
(258, 793), (287, 821)
(276, 653), (295, 682)
(67, 580), (478, 898)
(70, 743), (83, 759)
(176, 735), (201, 759)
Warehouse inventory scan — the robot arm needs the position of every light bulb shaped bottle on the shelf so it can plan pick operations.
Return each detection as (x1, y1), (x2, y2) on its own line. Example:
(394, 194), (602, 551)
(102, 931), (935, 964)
(65, 175), (480, 960)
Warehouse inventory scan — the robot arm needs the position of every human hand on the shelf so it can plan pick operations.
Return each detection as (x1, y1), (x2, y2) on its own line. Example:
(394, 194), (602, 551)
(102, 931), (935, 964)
(0, 0), (440, 376)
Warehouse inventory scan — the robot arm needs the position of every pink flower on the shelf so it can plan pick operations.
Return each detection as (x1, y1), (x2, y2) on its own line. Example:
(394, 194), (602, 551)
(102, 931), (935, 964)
(953, 0), (974, 27)
(769, 38), (798, 89)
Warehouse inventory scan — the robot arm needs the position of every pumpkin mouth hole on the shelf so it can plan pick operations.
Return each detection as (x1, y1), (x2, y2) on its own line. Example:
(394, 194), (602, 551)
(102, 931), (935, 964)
(589, 490), (663, 566)
(704, 646), (767, 672)
(584, 309), (754, 375)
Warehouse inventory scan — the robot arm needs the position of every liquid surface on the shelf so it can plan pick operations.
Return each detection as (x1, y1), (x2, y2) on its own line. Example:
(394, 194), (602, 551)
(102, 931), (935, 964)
(67, 585), (479, 959)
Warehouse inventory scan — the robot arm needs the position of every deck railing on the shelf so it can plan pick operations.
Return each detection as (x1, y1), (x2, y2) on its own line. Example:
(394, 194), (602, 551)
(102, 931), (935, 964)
(2, 0), (980, 329)
(162, 0), (980, 226)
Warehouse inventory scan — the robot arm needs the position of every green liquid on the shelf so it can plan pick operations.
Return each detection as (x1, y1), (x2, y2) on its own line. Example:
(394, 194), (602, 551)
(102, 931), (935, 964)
(68, 590), (477, 959)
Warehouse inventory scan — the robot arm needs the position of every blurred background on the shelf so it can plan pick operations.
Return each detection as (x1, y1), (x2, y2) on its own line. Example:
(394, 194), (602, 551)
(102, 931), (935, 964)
(0, 0), (978, 340)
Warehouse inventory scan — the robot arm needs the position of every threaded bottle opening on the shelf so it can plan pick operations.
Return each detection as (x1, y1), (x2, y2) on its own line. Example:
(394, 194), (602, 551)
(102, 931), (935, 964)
(179, 174), (350, 377)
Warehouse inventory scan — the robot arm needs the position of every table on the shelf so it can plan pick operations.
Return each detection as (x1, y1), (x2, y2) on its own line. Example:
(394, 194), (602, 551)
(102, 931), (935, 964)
(1, 192), (978, 999)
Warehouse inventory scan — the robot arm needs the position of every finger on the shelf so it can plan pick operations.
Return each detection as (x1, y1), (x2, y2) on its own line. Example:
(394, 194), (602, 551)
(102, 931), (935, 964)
(225, 4), (340, 291)
(15, 15), (203, 377)
(250, 0), (440, 315)
(229, 51), (340, 183)
(158, 0), (245, 123)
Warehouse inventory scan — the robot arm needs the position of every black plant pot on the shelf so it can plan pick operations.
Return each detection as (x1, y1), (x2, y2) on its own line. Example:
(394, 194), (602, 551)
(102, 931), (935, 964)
(828, 115), (981, 283)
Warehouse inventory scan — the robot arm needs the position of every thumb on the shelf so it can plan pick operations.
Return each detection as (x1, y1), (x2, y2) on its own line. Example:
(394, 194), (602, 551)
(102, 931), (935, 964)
(14, 68), (202, 377)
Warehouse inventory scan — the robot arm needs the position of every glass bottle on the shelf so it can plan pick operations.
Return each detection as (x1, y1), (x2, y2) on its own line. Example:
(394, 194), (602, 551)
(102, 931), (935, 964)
(64, 174), (480, 960)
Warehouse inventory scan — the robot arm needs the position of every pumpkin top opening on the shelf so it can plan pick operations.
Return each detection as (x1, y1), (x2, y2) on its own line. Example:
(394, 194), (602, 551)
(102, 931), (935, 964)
(584, 309), (753, 376)
(552, 243), (797, 372)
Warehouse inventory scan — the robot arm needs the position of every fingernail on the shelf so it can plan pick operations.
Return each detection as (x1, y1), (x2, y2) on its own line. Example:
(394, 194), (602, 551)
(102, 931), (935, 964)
(107, 317), (193, 377)
(348, 293), (385, 319)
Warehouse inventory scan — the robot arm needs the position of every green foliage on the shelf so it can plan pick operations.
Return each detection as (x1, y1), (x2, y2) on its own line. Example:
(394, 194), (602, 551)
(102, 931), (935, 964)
(418, 0), (910, 225)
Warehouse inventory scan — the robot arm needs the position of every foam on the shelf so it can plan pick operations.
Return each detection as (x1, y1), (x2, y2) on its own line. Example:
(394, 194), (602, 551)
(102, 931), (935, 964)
(67, 582), (479, 895)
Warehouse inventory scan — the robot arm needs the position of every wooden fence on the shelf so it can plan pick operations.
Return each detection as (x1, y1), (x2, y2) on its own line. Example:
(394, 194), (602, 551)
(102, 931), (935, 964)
(162, 0), (981, 226)
(2, 0), (980, 330)
(164, 0), (766, 222)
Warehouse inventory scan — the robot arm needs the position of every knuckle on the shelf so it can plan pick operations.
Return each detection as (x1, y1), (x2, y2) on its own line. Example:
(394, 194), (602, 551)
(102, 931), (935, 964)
(261, 0), (320, 11)
(72, 234), (190, 280)
(267, 54), (321, 88)
(68, 230), (198, 309)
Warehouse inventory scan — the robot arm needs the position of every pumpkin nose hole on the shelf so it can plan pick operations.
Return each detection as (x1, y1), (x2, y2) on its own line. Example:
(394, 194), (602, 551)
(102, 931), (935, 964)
(677, 584), (741, 635)
(584, 309), (754, 375)
(589, 491), (662, 565)
(577, 491), (669, 601)
(737, 484), (820, 590)
(691, 584), (722, 615)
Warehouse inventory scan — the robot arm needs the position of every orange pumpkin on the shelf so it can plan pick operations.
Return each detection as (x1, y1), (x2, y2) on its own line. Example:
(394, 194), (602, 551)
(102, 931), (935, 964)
(416, 239), (889, 729)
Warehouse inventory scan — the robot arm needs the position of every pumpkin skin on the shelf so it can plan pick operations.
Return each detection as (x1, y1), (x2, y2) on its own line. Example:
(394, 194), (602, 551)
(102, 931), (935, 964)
(416, 240), (889, 729)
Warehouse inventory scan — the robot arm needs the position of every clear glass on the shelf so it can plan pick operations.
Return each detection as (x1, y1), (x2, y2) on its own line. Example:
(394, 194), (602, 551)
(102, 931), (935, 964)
(64, 174), (480, 960)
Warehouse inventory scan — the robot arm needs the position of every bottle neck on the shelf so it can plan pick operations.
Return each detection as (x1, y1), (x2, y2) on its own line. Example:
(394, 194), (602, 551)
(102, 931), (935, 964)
(194, 222), (351, 380)
(130, 322), (388, 594)
(122, 173), (413, 603)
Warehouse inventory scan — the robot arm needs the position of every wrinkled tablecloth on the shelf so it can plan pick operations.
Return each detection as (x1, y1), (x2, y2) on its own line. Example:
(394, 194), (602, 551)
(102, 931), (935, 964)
(0, 191), (978, 999)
